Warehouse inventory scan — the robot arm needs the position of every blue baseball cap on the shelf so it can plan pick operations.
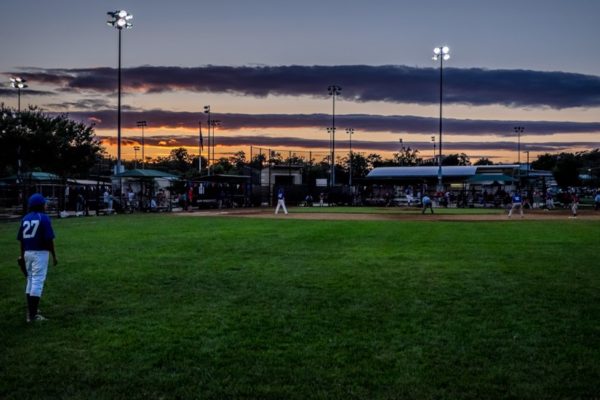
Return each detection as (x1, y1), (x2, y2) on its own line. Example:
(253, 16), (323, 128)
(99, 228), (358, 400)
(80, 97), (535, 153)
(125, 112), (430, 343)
(28, 193), (47, 208)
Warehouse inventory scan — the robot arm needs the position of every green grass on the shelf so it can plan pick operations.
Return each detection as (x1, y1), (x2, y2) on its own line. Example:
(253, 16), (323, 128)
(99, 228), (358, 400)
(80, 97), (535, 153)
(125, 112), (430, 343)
(1, 214), (599, 399)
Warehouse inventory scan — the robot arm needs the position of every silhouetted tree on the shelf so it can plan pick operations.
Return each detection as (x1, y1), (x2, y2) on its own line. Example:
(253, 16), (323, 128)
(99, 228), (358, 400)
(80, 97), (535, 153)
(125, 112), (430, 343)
(442, 153), (471, 166)
(0, 104), (103, 177)
(474, 157), (494, 165)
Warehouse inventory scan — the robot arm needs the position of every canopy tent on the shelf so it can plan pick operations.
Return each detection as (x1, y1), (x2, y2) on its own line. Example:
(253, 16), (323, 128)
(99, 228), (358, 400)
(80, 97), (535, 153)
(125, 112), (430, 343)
(113, 169), (178, 179)
(0, 171), (61, 183)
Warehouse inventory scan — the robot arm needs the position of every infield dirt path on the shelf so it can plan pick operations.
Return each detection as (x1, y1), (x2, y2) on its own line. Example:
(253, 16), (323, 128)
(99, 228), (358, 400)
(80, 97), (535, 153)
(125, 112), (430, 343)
(178, 208), (600, 222)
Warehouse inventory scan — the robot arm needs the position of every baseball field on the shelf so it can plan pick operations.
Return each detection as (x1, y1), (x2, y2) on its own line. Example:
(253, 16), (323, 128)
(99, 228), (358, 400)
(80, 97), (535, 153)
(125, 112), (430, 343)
(1, 209), (599, 399)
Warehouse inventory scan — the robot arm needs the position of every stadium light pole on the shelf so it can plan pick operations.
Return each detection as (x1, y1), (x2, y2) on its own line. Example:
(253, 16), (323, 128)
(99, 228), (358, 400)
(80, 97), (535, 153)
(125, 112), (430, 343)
(399, 138), (404, 166)
(431, 135), (436, 163)
(514, 126), (524, 189)
(133, 146), (140, 169)
(11, 77), (28, 190)
(204, 106), (211, 175)
(433, 45), (450, 191)
(198, 121), (203, 173)
(328, 85), (341, 186)
(211, 119), (221, 173)
(326, 127), (335, 187)
(10, 77), (28, 113)
(514, 126), (524, 164)
(346, 128), (354, 186)
(107, 9), (133, 192)
(136, 120), (146, 169)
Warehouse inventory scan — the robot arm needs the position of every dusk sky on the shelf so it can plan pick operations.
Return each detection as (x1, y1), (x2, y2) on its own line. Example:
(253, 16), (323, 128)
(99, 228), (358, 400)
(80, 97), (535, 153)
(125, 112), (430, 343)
(1, 0), (599, 163)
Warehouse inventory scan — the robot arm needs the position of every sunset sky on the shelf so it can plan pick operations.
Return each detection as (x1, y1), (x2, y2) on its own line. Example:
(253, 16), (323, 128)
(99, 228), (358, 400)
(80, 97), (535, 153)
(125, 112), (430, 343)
(1, 0), (599, 164)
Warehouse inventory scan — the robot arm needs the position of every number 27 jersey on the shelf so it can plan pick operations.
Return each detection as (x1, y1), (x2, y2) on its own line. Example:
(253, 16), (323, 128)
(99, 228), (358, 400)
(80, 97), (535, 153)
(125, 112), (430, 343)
(17, 212), (55, 251)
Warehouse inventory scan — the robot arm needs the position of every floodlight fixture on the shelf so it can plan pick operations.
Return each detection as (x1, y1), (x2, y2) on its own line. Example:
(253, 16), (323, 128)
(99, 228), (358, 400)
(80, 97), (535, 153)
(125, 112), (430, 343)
(10, 77), (28, 89)
(432, 45), (450, 61)
(107, 10), (133, 29)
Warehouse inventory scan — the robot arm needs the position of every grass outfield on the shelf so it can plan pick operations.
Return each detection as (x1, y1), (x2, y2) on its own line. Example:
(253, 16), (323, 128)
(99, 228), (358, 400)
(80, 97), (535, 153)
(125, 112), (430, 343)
(1, 214), (599, 399)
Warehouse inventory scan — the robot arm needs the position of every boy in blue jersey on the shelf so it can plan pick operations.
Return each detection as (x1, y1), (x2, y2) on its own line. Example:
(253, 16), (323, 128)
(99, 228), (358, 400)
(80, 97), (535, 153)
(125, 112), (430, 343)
(274, 188), (288, 215)
(421, 195), (434, 214)
(508, 191), (524, 218)
(17, 193), (58, 322)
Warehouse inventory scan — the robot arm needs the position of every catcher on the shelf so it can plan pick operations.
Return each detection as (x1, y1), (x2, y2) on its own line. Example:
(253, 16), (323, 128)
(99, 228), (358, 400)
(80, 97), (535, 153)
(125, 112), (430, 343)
(17, 193), (58, 322)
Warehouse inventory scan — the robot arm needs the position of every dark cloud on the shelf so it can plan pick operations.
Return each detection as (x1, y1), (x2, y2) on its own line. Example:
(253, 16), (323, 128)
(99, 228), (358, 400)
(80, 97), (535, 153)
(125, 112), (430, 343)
(98, 133), (598, 155)
(8, 65), (600, 109)
(0, 88), (55, 97)
(65, 110), (600, 137)
(43, 98), (141, 112)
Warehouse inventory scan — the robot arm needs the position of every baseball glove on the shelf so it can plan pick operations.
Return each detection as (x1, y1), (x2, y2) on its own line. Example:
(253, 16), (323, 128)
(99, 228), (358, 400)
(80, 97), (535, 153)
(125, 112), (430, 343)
(17, 257), (27, 277)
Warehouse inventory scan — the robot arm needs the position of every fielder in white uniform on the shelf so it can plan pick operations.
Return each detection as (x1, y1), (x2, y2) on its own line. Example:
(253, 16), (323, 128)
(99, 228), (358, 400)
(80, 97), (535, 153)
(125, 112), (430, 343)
(17, 193), (58, 322)
(275, 188), (288, 215)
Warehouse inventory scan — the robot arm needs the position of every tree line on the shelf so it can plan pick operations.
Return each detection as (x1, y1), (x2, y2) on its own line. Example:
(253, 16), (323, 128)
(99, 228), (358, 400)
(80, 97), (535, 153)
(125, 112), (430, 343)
(1, 104), (598, 188)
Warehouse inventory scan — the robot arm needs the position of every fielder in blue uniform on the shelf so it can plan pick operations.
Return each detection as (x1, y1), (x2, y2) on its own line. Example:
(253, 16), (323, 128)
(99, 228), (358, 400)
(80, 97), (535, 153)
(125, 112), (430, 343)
(17, 193), (58, 322)
(421, 195), (434, 214)
(508, 192), (524, 218)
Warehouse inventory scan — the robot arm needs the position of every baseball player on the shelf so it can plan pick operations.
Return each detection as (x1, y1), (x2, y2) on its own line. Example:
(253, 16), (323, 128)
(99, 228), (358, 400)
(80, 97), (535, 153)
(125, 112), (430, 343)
(508, 191), (524, 218)
(274, 188), (288, 215)
(17, 193), (58, 322)
(421, 194), (434, 214)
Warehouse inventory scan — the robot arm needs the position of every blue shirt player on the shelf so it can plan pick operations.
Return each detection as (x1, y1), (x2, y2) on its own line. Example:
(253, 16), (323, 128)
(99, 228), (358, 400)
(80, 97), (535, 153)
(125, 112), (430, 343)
(274, 188), (288, 215)
(508, 192), (524, 218)
(17, 193), (58, 322)
(422, 195), (434, 214)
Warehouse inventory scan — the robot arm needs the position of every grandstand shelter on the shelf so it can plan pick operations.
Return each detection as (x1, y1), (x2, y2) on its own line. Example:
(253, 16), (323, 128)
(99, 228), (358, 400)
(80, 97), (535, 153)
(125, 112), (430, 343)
(361, 165), (554, 207)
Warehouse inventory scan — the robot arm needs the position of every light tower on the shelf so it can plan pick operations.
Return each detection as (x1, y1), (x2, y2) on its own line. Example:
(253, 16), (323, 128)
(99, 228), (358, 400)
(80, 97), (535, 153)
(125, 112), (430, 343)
(346, 128), (354, 186)
(432, 45), (450, 190)
(136, 120), (147, 169)
(328, 84), (342, 186)
(107, 9), (133, 180)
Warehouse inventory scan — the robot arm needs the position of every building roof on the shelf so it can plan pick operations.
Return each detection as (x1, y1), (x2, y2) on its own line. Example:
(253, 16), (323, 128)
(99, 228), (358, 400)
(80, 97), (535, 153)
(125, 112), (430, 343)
(196, 174), (251, 182)
(466, 174), (515, 183)
(366, 166), (478, 179)
(113, 169), (178, 179)
(0, 171), (61, 182)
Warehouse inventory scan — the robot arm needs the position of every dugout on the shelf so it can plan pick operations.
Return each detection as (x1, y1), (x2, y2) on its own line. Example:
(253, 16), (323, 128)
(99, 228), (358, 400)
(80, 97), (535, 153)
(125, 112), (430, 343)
(113, 169), (179, 211)
(361, 165), (538, 207)
(193, 174), (252, 208)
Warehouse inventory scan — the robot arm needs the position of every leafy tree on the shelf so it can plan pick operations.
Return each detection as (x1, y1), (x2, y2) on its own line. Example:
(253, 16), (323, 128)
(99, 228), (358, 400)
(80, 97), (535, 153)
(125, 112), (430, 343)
(0, 104), (103, 177)
(150, 147), (194, 173)
(341, 152), (370, 179)
(531, 153), (557, 171)
(474, 157), (494, 165)
(230, 151), (247, 171)
(212, 157), (235, 175)
(553, 153), (582, 187)
(250, 153), (267, 169)
(366, 153), (384, 169)
(393, 147), (422, 166)
(442, 153), (471, 166)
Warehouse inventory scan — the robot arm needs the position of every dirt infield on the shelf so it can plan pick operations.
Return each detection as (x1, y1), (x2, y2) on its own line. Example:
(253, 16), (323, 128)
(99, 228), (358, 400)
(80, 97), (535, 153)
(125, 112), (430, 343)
(178, 208), (600, 222)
